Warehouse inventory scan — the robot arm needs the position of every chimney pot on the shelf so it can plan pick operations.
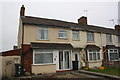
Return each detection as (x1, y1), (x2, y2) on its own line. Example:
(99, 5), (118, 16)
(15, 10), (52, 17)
(78, 16), (87, 25)
(20, 5), (25, 16)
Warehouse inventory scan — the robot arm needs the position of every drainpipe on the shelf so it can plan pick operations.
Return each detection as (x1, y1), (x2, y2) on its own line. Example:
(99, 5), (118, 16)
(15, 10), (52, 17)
(21, 16), (25, 75)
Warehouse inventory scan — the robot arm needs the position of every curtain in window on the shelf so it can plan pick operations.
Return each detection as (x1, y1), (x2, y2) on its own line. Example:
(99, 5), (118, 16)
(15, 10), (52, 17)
(88, 50), (100, 61)
(35, 53), (53, 64)
(106, 34), (112, 42)
(59, 30), (67, 38)
(110, 53), (118, 60)
(72, 31), (79, 40)
(89, 53), (92, 61)
(38, 28), (48, 40)
(87, 32), (94, 41)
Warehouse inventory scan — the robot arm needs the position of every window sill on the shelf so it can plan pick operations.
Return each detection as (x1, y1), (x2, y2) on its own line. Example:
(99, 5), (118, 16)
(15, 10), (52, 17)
(86, 60), (102, 63)
(109, 60), (119, 61)
(37, 39), (49, 41)
(87, 41), (95, 43)
(58, 37), (68, 40)
(32, 63), (56, 66)
(72, 39), (80, 41)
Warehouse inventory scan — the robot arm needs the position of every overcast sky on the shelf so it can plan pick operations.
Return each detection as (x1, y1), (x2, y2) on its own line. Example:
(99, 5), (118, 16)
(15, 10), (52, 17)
(0, 0), (119, 52)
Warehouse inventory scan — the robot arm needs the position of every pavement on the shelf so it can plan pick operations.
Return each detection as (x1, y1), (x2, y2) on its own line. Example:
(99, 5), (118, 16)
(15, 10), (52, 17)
(3, 70), (120, 80)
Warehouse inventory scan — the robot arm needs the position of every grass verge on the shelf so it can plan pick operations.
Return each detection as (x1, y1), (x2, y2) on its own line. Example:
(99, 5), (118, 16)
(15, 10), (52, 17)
(87, 66), (120, 76)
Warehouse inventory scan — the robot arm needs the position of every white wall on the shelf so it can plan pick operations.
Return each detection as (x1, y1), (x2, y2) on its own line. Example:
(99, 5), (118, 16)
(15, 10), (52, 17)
(1, 56), (20, 78)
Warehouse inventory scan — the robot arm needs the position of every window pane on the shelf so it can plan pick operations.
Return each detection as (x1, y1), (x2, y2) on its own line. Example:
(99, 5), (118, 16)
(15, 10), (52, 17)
(72, 30), (79, 40)
(106, 34), (112, 42)
(87, 32), (94, 41)
(35, 49), (52, 52)
(110, 53), (118, 60)
(89, 50), (92, 52)
(44, 30), (48, 39)
(97, 53), (100, 60)
(59, 30), (67, 38)
(40, 30), (45, 39)
(110, 50), (113, 52)
(93, 52), (97, 60)
(59, 51), (63, 69)
(88, 50), (100, 61)
(118, 36), (120, 42)
(38, 28), (48, 40)
(114, 50), (117, 52)
(89, 53), (92, 61)
(64, 51), (69, 69)
(35, 53), (53, 64)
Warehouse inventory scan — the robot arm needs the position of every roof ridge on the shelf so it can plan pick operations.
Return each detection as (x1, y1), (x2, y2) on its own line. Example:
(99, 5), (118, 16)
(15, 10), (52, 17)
(88, 25), (115, 30)
(25, 16), (78, 25)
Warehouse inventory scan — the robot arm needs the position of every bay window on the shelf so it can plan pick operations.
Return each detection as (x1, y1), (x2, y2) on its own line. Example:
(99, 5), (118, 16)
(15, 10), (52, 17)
(87, 50), (100, 61)
(33, 49), (53, 64)
(107, 49), (119, 61)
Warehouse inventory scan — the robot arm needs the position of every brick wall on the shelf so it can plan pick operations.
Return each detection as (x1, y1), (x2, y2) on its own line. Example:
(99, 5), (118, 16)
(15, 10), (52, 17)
(23, 44), (33, 73)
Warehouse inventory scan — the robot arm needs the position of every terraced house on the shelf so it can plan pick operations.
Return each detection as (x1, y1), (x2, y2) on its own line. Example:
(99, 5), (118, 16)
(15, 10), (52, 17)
(2, 5), (120, 75)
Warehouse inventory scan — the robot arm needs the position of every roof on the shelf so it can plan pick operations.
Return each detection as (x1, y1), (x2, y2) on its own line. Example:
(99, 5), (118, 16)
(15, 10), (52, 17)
(1, 49), (21, 56)
(21, 16), (119, 35)
(85, 45), (101, 50)
(106, 45), (117, 49)
(31, 42), (73, 49)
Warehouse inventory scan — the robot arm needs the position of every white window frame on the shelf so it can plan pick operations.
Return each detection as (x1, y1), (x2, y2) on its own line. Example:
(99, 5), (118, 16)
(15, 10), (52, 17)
(87, 50), (100, 61)
(106, 34), (112, 43)
(117, 35), (120, 43)
(38, 28), (48, 40)
(107, 49), (119, 61)
(33, 49), (54, 65)
(58, 30), (67, 38)
(87, 32), (94, 42)
(72, 30), (79, 40)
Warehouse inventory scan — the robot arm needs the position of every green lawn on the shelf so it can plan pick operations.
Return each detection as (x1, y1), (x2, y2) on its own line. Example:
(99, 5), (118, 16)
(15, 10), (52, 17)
(88, 66), (120, 76)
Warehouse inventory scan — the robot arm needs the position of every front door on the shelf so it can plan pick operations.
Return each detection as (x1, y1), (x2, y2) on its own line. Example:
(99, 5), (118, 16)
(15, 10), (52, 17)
(59, 50), (70, 70)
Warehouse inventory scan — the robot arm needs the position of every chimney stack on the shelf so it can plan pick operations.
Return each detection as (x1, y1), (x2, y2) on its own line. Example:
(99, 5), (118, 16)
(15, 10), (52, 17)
(78, 16), (87, 25)
(20, 5), (25, 16)
(115, 25), (120, 30)
(115, 25), (120, 34)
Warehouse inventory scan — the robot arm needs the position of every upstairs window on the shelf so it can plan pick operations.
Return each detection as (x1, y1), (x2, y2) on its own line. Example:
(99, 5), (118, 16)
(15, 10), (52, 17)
(106, 34), (112, 43)
(117, 36), (120, 43)
(38, 28), (48, 40)
(58, 30), (67, 38)
(72, 30), (79, 40)
(87, 32), (94, 42)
